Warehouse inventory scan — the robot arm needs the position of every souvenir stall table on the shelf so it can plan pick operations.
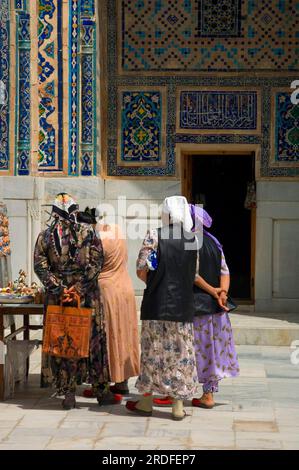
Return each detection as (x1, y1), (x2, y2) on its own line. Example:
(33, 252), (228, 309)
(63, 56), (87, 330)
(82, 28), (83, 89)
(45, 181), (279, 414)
(0, 202), (44, 401)
(0, 301), (44, 401)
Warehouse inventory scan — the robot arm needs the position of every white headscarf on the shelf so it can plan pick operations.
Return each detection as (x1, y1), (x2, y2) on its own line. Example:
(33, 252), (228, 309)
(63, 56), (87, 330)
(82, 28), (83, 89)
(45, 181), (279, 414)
(162, 196), (193, 232)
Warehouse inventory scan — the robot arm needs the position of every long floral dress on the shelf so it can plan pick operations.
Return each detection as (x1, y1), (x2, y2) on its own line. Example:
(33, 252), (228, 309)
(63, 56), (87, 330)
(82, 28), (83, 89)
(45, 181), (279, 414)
(135, 229), (198, 400)
(34, 221), (109, 394)
(193, 249), (240, 394)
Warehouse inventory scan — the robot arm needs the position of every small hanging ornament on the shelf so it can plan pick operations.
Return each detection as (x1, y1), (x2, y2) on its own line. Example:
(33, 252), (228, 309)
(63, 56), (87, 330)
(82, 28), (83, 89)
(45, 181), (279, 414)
(244, 181), (257, 209)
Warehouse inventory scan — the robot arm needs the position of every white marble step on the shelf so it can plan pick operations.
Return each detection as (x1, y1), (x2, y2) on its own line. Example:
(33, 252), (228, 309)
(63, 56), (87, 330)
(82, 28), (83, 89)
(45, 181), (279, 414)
(136, 306), (299, 346)
(231, 311), (299, 346)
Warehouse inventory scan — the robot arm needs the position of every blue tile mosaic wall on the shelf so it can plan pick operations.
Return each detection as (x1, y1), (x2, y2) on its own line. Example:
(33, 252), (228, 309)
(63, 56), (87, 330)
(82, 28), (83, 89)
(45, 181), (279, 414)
(107, 0), (299, 178)
(0, 0), (97, 176)
(121, 0), (298, 72)
(0, 0), (10, 171)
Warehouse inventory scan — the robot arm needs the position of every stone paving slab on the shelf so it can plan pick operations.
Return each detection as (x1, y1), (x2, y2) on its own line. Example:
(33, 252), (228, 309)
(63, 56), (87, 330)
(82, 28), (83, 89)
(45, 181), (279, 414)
(0, 345), (299, 450)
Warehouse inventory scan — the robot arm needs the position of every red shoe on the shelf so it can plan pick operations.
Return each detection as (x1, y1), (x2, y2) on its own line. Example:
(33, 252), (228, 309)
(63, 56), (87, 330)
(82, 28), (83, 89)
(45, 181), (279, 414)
(153, 396), (174, 407)
(126, 400), (152, 416)
(113, 393), (123, 404)
(192, 398), (214, 409)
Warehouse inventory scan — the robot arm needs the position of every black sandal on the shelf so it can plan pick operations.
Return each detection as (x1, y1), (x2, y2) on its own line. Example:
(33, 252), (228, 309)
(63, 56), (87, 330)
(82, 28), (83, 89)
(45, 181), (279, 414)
(110, 384), (130, 395)
(96, 390), (122, 406)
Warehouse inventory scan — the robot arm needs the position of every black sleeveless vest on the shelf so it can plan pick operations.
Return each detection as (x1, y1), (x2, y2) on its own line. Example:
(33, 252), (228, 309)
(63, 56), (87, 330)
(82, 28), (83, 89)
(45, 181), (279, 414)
(141, 225), (197, 322)
(193, 233), (222, 296)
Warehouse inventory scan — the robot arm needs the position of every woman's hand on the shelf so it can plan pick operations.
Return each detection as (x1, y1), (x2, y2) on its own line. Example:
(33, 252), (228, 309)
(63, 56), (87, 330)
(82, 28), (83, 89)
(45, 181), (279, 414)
(213, 287), (222, 298)
(217, 290), (229, 311)
(63, 286), (77, 303)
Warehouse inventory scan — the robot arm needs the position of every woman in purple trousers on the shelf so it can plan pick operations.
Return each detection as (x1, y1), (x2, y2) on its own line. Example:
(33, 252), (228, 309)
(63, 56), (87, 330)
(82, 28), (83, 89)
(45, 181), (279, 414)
(190, 204), (240, 409)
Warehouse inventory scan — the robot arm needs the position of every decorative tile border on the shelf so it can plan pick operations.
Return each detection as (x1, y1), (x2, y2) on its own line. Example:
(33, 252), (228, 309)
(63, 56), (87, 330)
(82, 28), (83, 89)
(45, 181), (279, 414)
(80, 4), (97, 176)
(68, 0), (80, 175)
(0, 0), (10, 172)
(69, 0), (97, 176)
(38, 0), (63, 172)
(15, 2), (31, 175)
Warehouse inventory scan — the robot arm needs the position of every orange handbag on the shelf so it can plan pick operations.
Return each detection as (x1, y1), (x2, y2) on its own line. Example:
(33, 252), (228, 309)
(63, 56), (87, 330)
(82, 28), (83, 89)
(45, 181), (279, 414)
(42, 293), (92, 359)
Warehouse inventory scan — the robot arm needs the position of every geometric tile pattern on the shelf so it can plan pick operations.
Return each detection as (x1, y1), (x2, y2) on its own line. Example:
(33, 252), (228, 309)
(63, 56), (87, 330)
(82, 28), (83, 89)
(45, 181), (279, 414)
(119, 91), (164, 163)
(69, 0), (97, 176)
(0, 0), (97, 176)
(120, 0), (299, 72)
(106, 0), (299, 177)
(38, 0), (63, 171)
(197, 0), (242, 37)
(69, 0), (80, 175)
(274, 92), (299, 163)
(80, 4), (97, 177)
(16, 5), (31, 175)
(0, 0), (10, 171)
(179, 90), (258, 131)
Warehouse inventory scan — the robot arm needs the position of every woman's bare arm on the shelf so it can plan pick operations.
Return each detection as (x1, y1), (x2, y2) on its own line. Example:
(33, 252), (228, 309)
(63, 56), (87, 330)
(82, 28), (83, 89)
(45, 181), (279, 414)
(194, 275), (219, 298)
(137, 269), (148, 284)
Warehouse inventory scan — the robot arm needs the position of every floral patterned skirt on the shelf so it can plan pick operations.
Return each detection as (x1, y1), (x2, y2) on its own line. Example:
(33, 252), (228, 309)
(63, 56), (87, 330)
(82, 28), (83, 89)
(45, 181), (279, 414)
(193, 312), (240, 393)
(135, 320), (198, 400)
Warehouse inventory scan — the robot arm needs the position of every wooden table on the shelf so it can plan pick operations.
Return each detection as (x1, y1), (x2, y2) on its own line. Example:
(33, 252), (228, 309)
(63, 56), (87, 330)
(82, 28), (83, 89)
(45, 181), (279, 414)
(0, 303), (44, 401)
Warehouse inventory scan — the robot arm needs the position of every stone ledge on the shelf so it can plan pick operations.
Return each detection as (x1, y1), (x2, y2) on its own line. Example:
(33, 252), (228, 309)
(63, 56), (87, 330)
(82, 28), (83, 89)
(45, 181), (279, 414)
(230, 312), (299, 346)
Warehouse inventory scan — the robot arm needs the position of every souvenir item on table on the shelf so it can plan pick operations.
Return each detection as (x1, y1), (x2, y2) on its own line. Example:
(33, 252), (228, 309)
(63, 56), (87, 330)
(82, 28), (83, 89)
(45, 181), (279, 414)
(0, 202), (14, 325)
(0, 269), (42, 303)
(146, 250), (158, 271)
(0, 202), (11, 258)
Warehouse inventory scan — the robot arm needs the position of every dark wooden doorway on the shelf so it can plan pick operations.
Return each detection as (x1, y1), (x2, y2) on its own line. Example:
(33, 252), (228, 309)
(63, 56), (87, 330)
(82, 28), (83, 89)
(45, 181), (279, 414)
(182, 152), (256, 302)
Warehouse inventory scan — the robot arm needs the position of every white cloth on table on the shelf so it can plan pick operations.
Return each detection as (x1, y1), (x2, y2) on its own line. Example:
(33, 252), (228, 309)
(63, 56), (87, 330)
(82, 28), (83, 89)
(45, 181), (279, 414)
(4, 340), (40, 399)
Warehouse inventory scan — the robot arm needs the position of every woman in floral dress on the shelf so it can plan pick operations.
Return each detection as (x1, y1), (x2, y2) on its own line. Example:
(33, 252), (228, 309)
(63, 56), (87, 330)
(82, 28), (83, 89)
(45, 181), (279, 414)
(154, 205), (240, 409)
(34, 193), (110, 409)
(126, 196), (198, 420)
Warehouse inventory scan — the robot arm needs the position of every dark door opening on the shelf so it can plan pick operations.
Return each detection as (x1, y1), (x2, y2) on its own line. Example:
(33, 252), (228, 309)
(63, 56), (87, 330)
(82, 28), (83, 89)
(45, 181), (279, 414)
(190, 153), (255, 301)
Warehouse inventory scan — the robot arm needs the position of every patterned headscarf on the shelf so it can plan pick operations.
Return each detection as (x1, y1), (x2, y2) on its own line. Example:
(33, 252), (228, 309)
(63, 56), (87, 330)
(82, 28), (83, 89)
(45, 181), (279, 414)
(189, 204), (212, 231)
(189, 204), (222, 251)
(52, 193), (79, 222)
(50, 193), (79, 258)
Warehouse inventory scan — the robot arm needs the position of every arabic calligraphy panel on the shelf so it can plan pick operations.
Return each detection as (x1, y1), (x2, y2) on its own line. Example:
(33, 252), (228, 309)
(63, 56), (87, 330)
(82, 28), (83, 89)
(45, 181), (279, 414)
(177, 89), (261, 135)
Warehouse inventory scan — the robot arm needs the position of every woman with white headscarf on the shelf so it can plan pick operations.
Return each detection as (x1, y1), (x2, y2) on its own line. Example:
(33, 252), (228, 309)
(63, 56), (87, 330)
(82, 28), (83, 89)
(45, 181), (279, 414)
(126, 196), (198, 420)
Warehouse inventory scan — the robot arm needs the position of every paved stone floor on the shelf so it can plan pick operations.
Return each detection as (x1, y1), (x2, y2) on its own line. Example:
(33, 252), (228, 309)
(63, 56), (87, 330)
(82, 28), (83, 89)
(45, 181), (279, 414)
(1, 345), (299, 450)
